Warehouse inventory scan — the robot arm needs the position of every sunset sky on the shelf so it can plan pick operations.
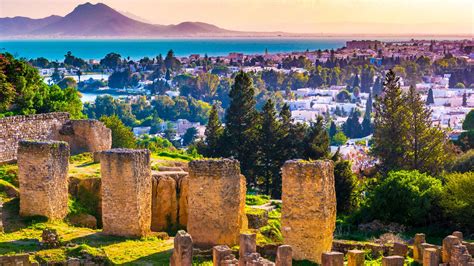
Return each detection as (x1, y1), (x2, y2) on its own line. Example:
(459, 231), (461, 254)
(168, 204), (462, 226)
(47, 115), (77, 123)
(1, 0), (473, 35)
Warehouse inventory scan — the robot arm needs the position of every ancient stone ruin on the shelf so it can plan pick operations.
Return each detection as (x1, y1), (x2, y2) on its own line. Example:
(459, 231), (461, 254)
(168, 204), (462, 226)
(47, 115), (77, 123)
(170, 230), (193, 266)
(187, 159), (247, 247)
(101, 148), (152, 237)
(151, 170), (188, 232)
(0, 112), (111, 163)
(281, 160), (336, 264)
(17, 140), (70, 220)
(57, 119), (111, 155)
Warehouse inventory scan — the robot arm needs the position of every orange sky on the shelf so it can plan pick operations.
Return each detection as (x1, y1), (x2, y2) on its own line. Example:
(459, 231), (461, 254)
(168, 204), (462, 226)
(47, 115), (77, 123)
(1, 0), (473, 35)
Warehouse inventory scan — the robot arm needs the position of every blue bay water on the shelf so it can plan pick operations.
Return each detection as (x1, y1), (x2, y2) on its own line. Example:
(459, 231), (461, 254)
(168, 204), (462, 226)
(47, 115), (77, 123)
(0, 38), (347, 60)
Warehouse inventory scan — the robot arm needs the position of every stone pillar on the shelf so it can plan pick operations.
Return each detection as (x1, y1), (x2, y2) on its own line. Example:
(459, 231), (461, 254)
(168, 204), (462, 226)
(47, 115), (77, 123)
(101, 149), (151, 237)
(276, 245), (292, 266)
(188, 159), (247, 247)
(453, 231), (463, 242)
(347, 250), (365, 266)
(381, 256), (404, 266)
(321, 252), (343, 266)
(239, 233), (256, 266)
(213, 245), (236, 266)
(17, 140), (69, 220)
(392, 242), (408, 257)
(281, 160), (336, 264)
(423, 248), (439, 266)
(413, 233), (426, 263)
(170, 230), (193, 266)
(442, 235), (461, 263)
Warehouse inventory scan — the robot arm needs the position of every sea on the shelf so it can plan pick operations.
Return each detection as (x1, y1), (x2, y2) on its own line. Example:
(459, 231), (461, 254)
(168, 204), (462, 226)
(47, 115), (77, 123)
(0, 38), (349, 60)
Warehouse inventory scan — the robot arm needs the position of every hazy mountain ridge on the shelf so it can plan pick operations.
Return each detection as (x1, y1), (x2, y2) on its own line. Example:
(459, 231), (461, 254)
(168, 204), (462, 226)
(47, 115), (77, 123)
(0, 2), (275, 38)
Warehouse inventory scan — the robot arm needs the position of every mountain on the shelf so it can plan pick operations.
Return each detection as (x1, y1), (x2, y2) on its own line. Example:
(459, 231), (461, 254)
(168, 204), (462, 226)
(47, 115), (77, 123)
(0, 2), (251, 38)
(0, 15), (62, 36)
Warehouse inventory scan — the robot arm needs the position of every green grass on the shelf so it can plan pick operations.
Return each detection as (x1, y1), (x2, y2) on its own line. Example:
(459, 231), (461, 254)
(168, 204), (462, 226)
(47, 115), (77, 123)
(245, 195), (270, 206)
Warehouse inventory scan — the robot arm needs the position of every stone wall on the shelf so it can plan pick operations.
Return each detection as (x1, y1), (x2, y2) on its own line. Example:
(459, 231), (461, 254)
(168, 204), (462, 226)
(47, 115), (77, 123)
(17, 140), (70, 220)
(0, 254), (33, 265)
(101, 149), (152, 237)
(0, 113), (69, 163)
(187, 159), (247, 247)
(281, 160), (336, 264)
(0, 112), (111, 163)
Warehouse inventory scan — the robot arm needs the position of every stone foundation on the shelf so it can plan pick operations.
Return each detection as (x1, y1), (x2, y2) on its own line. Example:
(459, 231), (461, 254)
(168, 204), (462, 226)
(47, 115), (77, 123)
(18, 140), (69, 220)
(281, 160), (336, 263)
(101, 149), (151, 237)
(187, 159), (247, 247)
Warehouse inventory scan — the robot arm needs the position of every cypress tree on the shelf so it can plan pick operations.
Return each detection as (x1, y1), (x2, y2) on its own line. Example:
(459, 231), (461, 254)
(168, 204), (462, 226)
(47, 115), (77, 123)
(405, 86), (448, 174)
(224, 71), (259, 184)
(303, 116), (330, 160)
(343, 109), (363, 138)
(257, 99), (282, 195)
(362, 94), (373, 136)
(204, 103), (223, 157)
(462, 92), (467, 107)
(372, 76), (383, 97)
(329, 121), (337, 138)
(426, 88), (435, 105)
(372, 69), (409, 171)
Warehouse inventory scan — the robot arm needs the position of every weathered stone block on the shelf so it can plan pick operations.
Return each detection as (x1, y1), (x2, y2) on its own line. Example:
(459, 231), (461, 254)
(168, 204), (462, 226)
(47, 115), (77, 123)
(151, 174), (178, 232)
(101, 149), (151, 237)
(413, 233), (426, 263)
(451, 244), (471, 266)
(392, 242), (408, 257)
(276, 245), (292, 266)
(187, 159), (247, 247)
(442, 235), (461, 263)
(423, 247), (439, 266)
(170, 230), (193, 266)
(453, 231), (464, 242)
(213, 245), (233, 266)
(281, 160), (336, 264)
(321, 252), (344, 266)
(382, 256), (404, 266)
(239, 233), (257, 266)
(347, 250), (365, 266)
(0, 254), (32, 265)
(18, 140), (69, 220)
(58, 119), (111, 155)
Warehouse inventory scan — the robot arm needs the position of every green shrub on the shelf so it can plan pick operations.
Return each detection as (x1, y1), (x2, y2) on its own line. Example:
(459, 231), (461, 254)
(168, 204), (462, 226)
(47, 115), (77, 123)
(447, 150), (474, 173)
(440, 172), (474, 231)
(362, 170), (443, 226)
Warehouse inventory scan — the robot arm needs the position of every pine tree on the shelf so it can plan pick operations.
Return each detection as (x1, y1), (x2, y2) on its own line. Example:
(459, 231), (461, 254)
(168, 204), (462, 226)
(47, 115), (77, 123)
(204, 103), (223, 157)
(426, 88), (435, 105)
(405, 86), (448, 174)
(303, 116), (329, 160)
(224, 71), (259, 184)
(257, 99), (282, 195)
(372, 69), (409, 171)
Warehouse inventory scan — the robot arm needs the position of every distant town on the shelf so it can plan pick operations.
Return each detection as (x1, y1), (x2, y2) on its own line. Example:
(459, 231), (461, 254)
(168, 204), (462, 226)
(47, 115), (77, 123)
(28, 39), (473, 171)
